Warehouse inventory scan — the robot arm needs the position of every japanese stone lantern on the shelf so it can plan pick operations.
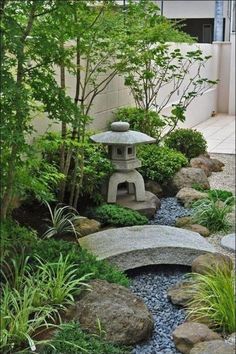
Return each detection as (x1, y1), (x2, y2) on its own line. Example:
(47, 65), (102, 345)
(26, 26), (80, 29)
(90, 121), (155, 203)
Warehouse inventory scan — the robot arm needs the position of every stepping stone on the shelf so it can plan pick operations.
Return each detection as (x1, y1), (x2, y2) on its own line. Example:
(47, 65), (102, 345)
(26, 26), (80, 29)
(221, 233), (235, 251)
(79, 225), (216, 271)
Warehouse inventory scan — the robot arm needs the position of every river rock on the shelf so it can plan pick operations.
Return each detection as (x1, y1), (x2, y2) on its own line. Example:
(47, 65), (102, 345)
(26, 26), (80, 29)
(72, 279), (154, 345)
(190, 157), (212, 177)
(170, 168), (210, 194)
(167, 281), (194, 306)
(190, 340), (234, 354)
(145, 180), (163, 197)
(184, 224), (210, 237)
(176, 187), (208, 207)
(191, 253), (233, 275)
(172, 322), (221, 354)
(74, 217), (101, 237)
(175, 216), (193, 227)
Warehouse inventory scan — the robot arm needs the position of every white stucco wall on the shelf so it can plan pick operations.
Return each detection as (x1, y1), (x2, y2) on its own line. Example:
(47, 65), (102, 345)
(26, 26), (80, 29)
(228, 33), (235, 114)
(32, 40), (233, 135)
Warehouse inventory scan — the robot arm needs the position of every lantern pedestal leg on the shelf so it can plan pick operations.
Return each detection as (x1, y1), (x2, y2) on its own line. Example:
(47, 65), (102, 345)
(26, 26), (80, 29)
(107, 170), (146, 203)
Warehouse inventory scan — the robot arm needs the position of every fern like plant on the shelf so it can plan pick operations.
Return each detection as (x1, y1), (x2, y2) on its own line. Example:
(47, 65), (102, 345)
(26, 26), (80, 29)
(187, 269), (235, 334)
(43, 202), (80, 238)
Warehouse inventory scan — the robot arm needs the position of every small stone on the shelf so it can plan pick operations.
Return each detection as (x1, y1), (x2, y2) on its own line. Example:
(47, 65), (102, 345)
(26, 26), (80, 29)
(111, 121), (130, 132)
(226, 332), (236, 346)
(175, 216), (193, 227)
(176, 188), (208, 207)
(192, 252), (233, 275)
(172, 322), (221, 354)
(190, 340), (234, 354)
(183, 224), (210, 237)
(167, 281), (194, 307)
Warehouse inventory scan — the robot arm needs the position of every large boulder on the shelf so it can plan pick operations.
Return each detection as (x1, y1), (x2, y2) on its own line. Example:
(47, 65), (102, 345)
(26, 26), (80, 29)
(176, 187), (208, 207)
(170, 168), (210, 194)
(191, 155), (225, 173)
(71, 279), (154, 345)
(190, 340), (234, 354)
(167, 281), (194, 307)
(172, 322), (221, 354)
(192, 253), (233, 275)
(74, 217), (101, 237)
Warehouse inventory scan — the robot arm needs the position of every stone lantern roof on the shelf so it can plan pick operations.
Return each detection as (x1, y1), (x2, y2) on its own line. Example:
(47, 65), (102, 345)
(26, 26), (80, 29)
(90, 122), (156, 145)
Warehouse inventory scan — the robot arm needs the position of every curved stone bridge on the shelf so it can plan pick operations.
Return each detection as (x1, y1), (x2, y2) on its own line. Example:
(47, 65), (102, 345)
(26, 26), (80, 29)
(79, 225), (216, 271)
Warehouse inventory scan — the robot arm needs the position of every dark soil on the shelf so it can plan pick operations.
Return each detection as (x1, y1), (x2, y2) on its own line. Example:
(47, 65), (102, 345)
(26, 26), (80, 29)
(12, 201), (49, 236)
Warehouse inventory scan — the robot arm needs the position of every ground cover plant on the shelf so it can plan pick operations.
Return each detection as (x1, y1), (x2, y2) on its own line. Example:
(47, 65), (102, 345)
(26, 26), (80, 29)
(191, 197), (232, 233)
(44, 322), (131, 354)
(90, 204), (148, 227)
(138, 145), (188, 183)
(187, 268), (235, 334)
(165, 128), (207, 160)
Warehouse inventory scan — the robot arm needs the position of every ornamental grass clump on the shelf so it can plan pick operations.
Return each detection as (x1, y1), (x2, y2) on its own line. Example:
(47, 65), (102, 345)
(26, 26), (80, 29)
(191, 197), (232, 233)
(187, 268), (235, 334)
(43, 202), (80, 238)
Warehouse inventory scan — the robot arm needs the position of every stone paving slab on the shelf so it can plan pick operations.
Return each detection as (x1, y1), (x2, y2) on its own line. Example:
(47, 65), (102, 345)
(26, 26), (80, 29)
(221, 233), (235, 252)
(79, 225), (216, 271)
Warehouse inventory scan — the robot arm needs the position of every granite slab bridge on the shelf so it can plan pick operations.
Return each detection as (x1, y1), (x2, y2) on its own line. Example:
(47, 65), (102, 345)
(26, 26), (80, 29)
(79, 225), (216, 271)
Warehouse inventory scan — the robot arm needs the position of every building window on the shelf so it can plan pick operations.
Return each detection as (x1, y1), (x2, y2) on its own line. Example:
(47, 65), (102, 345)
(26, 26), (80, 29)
(232, 0), (236, 33)
(203, 24), (213, 43)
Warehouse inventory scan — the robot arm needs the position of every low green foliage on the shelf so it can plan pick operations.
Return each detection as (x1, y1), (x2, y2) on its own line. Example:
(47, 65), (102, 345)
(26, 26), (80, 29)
(31, 239), (129, 287)
(43, 202), (80, 239)
(91, 204), (148, 227)
(113, 107), (165, 141)
(165, 128), (207, 160)
(191, 198), (232, 232)
(138, 145), (188, 183)
(187, 269), (235, 334)
(0, 219), (38, 263)
(44, 322), (131, 354)
(207, 189), (235, 206)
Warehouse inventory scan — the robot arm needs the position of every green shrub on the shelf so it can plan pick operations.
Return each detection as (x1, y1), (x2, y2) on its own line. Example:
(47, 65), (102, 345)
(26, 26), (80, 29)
(113, 107), (165, 141)
(187, 269), (235, 334)
(30, 239), (129, 287)
(0, 219), (38, 262)
(138, 145), (188, 183)
(91, 204), (148, 227)
(191, 198), (232, 232)
(165, 128), (207, 159)
(44, 322), (131, 354)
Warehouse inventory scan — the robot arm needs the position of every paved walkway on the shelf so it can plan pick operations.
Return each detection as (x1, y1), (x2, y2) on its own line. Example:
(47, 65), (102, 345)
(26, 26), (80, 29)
(192, 114), (235, 154)
(79, 225), (216, 271)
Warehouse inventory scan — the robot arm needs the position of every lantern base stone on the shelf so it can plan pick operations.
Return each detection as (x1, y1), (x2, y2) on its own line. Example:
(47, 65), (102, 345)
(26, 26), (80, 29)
(116, 190), (161, 218)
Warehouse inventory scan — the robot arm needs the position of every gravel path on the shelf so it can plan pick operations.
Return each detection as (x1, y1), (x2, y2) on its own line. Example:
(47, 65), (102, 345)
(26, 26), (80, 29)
(129, 267), (187, 354)
(207, 153), (235, 261)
